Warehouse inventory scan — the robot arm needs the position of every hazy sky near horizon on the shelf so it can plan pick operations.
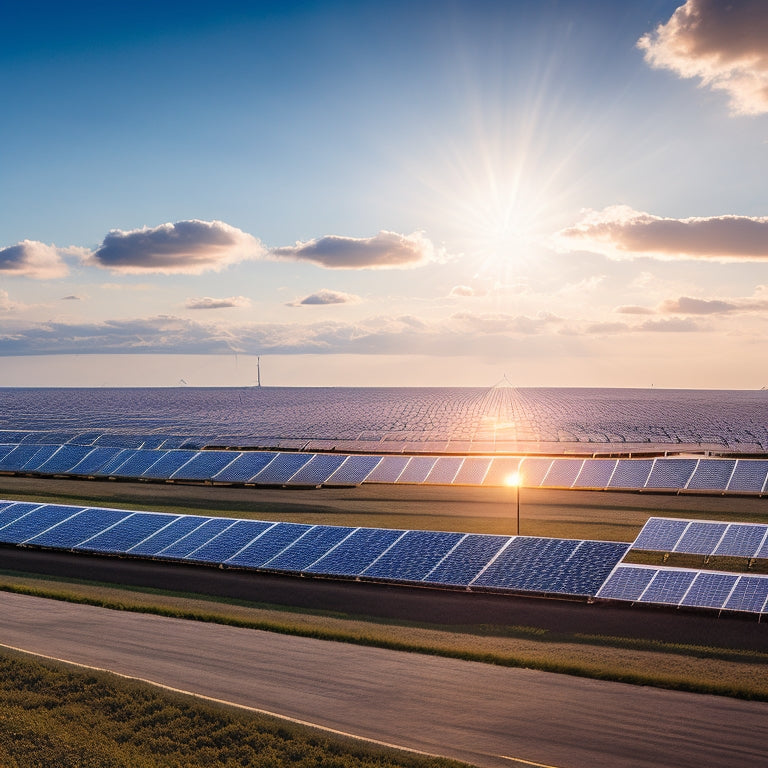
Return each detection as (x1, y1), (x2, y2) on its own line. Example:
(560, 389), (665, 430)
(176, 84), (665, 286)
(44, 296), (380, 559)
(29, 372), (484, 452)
(2, 0), (768, 388)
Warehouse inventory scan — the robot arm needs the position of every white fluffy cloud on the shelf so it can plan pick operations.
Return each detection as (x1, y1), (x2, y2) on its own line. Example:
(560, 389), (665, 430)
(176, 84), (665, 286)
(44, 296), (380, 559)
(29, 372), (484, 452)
(288, 289), (361, 307)
(639, 0), (768, 115)
(185, 296), (251, 310)
(270, 230), (444, 269)
(87, 220), (263, 275)
(0, 240), (69, 279)
(556, 206), (768, 261)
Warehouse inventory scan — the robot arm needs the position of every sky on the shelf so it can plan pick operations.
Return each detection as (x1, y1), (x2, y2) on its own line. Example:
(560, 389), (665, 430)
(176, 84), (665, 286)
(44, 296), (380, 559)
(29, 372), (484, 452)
(1, 0), (768, 388)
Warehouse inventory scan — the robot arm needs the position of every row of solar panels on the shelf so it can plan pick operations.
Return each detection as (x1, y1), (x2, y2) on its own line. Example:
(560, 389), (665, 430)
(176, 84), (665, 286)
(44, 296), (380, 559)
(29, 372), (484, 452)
(632, 518), (768, 559)
(597, 564), (768, 614)
(2, 443), (768, 492)
(0, 500), (627, 597)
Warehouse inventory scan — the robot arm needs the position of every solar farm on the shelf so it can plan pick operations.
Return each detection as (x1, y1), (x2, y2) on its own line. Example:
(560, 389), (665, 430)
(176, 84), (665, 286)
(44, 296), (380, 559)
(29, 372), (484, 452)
(0, 385), (767, 625)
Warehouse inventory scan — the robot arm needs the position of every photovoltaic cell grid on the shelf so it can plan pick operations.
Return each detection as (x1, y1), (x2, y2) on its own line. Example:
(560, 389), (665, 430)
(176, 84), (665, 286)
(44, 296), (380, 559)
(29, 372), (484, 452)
(597, 565), (768, 614)
(0, 500), (629, 598)
(631, 517), (768, 558)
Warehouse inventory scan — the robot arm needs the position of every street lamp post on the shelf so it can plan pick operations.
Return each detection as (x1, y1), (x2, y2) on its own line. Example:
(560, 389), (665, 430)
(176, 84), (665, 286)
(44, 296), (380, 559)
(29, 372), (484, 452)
(506, 471), (522, 535)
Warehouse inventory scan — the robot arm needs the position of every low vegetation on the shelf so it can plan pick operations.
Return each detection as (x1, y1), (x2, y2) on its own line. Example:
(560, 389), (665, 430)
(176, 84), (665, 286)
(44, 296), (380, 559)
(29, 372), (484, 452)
(0, 647), (465, 768)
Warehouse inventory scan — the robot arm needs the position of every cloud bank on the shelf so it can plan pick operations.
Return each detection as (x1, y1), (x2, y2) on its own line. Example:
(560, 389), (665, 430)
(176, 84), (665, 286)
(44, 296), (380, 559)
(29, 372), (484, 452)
(270, 230), (443, 269)
(639, 0), (768, 115)
(0, 240), (69, 279)
(185, 296), (251, 310)
(88, 220), (263, 274)
(557, 206), (768, 261)
(288, 289), (361, 306)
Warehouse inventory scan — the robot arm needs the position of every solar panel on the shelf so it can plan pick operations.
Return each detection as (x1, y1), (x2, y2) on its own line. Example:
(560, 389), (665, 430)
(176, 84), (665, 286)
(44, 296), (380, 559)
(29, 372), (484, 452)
(284, 454), (346, 486)
(78, 512), (178, 554)
(157, 518), (237, 559)
(362, 529), (464, 582)
(225, 522), (311, 568)
(452, 457), (491, 485)
(186, 520), (275, 563)
(0, 504), (84, 544)
(92, 449), (136, 475)
(110, 449), (167, 478)
(0, 502), (45, 529)
(608, 459), (653, 489)
(265, 525), (355, 571)
(680, 572), (739, 609)
(423, 457), (464, 485)
(542, 459), (584, 488)
(553, 541), (630, 596)
(395, 457), (438, 484)
(306, 527), (405, 576)
(34, 445), (95, 474)
(686, 459), (736, 491)
(723, 576), (768, 613)
(482, 457), (522, 486)
(632, 518), (689, 551)
(211, 451), (277, 482)
(423, 534), (509, 586)
(141, 450), (198, 479)
(673, 522), (728, 555)
(26, 507), (131, 549)
(644, 458), (698, 490)
(250, 453), (313, 485)
(171, 451), (239, 481)
(712, 524), (768, 558)
(364, 455), (410, 483)
(727, 460), (768, 493)
(0, 445), (47, 471)
(323, 454), (381, 486)
(66, 446), (124, 475)
(0, 445), (14, 462)
(518, 458), (554, 487)
(638, 569), (697, 604)
(595, 565), (657, 601)
(127, 516), (208, 556)
(572, 459), (617, 489)
(19, 445), (62, 471)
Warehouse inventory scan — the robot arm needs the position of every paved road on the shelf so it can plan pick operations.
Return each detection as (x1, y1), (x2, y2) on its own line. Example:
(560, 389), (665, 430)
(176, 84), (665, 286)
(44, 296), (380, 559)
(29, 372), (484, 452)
(0, 592), (765, 768)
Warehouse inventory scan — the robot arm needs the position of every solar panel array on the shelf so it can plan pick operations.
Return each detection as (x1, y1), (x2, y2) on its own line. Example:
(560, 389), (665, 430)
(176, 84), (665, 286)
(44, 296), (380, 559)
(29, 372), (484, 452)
(1, 444), (767, 493)
(631, 517), (768, 558)
(596, 565), (768, 614)
(0, 500), (627, 598)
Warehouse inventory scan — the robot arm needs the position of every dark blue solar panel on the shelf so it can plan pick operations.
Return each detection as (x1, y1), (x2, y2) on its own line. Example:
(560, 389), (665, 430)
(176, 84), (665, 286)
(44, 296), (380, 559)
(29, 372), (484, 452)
(66, 446), (124, 475)
(755, 534), (768, 560)
(0, 445), (14, 461)
(111, 450), (167, 478)
(673, 522), (728, 555)
(0, 502), (45, 529)
(727, 460), (768, 493)
(265, 525), (355, 571)
(324, 454), (381, 485)
(608, 459), (653, 489)
(0, 445), (47, 471)
(723, 576), (768, 613)
(542, 459), (583, 488)
(713, 524), (768, 558)
(365, 456), (410, 483)
(226, 522), (311, 568)
(141, 450), (198, 479)
(158, 518), (236, 558)
(472, 538), (580, 592)
(187, 520), (275, 563)
(396, 457), (438, 484)
(452, 457), (491, 485)
(0, 504), (84, 544)
(306, 527), (405, 576)
(423, 534), (509, 585)
(596, 565), (657, 601)
(644, 459), (697, 489)
(91, 449), (135, 475)
(638, 569), (696, 604)
(127, 515), (208, 556)
(212, 452), (277, 482)
(632, 518), (688, 551)
(362, 530), (463, 581)
(686, 459), (736, 491)
(681, 572), (739, 609)
(172, 451), (237, 480)
(78, 512), (178, 553)
(19, 445), (61, 471)
(250, 453), (313, 485)
(285, 454), (346, 486)
(27, 507), (130, 549)
(553, 541), (630, 596)
(34, 445), (94, 474)
(573, 459), (617, 489)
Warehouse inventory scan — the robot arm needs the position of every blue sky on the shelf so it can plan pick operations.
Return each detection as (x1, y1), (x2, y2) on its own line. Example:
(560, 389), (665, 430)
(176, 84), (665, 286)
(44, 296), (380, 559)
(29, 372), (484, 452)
(2, 0), (768, 387)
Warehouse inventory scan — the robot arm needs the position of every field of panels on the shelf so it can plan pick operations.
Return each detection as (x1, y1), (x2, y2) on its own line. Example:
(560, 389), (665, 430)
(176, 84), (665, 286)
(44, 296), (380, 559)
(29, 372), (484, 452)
(1, 386), (767, 455)
(1, 443), (767, 495)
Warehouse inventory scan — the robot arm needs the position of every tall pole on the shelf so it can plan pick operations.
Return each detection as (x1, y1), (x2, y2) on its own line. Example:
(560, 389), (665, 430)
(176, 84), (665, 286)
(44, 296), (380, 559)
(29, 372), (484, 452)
(516, 482), (520, 536)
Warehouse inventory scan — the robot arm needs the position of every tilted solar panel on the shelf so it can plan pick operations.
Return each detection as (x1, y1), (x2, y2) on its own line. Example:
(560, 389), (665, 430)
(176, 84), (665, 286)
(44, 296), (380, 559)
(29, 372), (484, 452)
(518, 458), (554, 487)
(631, 518), (689, 551)
(608, 459), (653, 489)
(595, 565), (657, 601)
(225, 522), (311, 568)
(34, 445), (94, 474)
(395, 457), (438, 484)
(542, 459), (584, 488)
(188, 520), (275, 563)
(157, 518), (237, 559)
(250, 453), (313, 485)
(713, 524), (768, 558)
(364, 455), (410, 483)
(0, 504), (85, 544)
(673, 522), (728, 555)
(361, 529), (463, 582)
(681, 571), (739, 609)
(79, 512), (179, 554)
(686, 459), (736, 491)
(452, 457), (491, 485)
(423, 457), (464, 485)
(265, 525), (355, 571)
(644, 458), (698, 489)
(482, 457), (522, 486)
(727, 460), (768, 493)
(211, 451), (277, 482)
(66, 446), (123, 475)
(27, 507), (131, 549)
(171, 451), (238, 481)
(0, 445), (43, 470)
(284, 453), (346, 486)
(423, 534), (509, 586)
(0, 502), (45, 529)
(572, 459), (617, 489)
(306, 527), (404, 576)
(638, 569), (697, 605)
(323, 454), (381, 486)
(110, 449), (167, 478)
(723, 576), (768, 613)
(127, 515), (211, 556)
